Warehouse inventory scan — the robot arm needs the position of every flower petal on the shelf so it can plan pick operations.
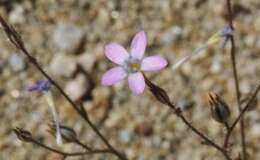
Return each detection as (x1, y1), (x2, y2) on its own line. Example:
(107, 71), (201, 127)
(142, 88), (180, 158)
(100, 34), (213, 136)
(128, 72), (145, 95)
(101, 67), (127, 86)
(105, 43), (129, 65)
(141, 56), (168, 71)
(26, 80), (51, 92)
(130, 31), (147, 60)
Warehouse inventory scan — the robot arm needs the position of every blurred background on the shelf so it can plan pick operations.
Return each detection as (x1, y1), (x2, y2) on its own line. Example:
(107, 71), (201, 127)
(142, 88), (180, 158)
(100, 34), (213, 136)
(0, 0), (259, 159)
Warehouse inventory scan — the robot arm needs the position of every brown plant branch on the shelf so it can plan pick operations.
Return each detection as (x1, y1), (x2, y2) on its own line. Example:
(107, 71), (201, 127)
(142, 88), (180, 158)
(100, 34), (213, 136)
(13, 128), (112, 158)
(0, 16), (126, 160)
(224, 83), (260, 148)
(225, 0), (246, 158)
(74, 139), (93, 151)
(145, 77), (232, 160)
(31, 138), (112, 157)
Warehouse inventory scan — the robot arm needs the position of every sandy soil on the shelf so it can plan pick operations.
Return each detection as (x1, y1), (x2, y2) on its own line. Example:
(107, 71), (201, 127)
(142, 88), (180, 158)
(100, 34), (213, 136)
(0, 0), (259, 160)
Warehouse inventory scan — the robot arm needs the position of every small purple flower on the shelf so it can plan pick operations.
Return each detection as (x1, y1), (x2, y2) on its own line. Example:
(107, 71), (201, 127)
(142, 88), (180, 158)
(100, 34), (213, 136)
(220, 26), (233, 37)
(220, 26), (233, 48)
(101, 31), (167, 95)
(27, 80), (51, 92)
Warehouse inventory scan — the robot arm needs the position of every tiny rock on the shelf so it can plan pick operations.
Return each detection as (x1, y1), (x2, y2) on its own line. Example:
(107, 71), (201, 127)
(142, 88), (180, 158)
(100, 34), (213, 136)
(134, 122), (153, 137)
(92, 86), (110, 103)
(9, 5), (25, 24)
(250, 123), (260, 138)
(65, 74), (89, 101)
(77, 52), (96, 72)
(49, 53), (77, 78)
(8, 53), (26, 72)
(53, 23), (84, 54)
(210, 56), (222, 74)
(119, 130), (133, 143)
(161, 26), (183, 45)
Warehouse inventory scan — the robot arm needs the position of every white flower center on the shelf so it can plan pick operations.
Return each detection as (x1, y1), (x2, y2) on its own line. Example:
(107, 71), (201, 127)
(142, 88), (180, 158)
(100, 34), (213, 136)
(124, 57), (141, 73)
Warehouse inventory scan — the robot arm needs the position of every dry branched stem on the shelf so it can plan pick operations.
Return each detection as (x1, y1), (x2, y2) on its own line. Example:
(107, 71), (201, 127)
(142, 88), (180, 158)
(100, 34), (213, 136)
(13, 128), (113, 159)
(224, 83), (260, 148)
(225, 0), (247, 159)
(144, 77), (232, 160)
(0, 15), (126, 160)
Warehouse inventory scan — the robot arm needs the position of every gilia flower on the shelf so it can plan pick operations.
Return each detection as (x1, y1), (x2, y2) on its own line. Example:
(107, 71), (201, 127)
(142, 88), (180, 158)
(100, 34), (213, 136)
(26, 80), (51, 92)
(101, 31), (167, 95)
(27, 80), (62, 146)
(220, 26), (233, 48)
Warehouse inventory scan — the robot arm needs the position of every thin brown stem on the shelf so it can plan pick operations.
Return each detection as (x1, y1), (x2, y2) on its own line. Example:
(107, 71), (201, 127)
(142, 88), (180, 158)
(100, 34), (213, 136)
(13, 127), (112, 157)
(224, 83), (260, 148)
(82, 112), (127, 160)
(31, 138), (112, 157)
(168, 104), (232, 160)
(145, 77), (232, 160)
(225, 122), (230, 133)
(0, 15), (126, 160)
(225, 0), (246, 158)
(74, 139), (92, 151)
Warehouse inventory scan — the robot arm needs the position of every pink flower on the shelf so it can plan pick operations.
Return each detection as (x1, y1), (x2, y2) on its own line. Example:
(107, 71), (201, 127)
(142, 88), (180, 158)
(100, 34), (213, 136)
(101, 31), (167, 95)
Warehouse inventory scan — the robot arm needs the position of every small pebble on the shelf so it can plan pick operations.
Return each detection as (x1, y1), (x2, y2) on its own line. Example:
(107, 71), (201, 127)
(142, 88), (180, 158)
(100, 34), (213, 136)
(134, 122), (153, 137)
(49, 53), (77, 77)
(8, 53), (26, 72)
(65, 74), (89, 101)
(250, 123), (260, 138)
(53, 23), (84, 54)
(178, 98), (195, 111)
(119, 130), (133, 143)
(210, 57), (222, 74)
(161, 26), (183, 45)
(243, 34), (256, 47)
(96, 8), (110, 27)
(77, 52), (96, 72)
(8, 5), (25, 24)
(240, 81), (251, 94)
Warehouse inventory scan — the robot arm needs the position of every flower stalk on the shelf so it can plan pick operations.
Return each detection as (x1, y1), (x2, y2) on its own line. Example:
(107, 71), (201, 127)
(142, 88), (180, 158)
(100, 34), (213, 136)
(26, 80), (62, 146)
(13, 128), (113, 158)
(0, 15), (126, 160)
(225, 0), (246, 159)
(44, 91), (62, 146)
(145, 77), (232, 160)
(172, 26), (232, 72)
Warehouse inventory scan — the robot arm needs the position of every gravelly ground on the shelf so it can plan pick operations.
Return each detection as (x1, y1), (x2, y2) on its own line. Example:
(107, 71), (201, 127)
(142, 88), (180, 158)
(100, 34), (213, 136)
(0, 0), (259, 160)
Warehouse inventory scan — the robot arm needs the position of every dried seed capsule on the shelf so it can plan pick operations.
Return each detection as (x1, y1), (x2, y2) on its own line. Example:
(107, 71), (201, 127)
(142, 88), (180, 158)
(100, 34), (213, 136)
(13, 128), (33, 142)
(49, 124), (77, 143)
(209, 93), (231, 124)
(145, 77), (171, 105)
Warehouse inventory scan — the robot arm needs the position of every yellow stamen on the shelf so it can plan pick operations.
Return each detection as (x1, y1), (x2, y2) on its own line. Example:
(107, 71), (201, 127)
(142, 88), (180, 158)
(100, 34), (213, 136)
(129, 63), (140, 72)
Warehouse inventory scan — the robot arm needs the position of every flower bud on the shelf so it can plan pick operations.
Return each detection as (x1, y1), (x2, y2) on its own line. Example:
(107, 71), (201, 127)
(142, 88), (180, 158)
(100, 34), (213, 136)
(48, 124), (77, 143)
(209, 93), (231, 124)
(145, 77), (171, 105)
(26, 80), (51, 92)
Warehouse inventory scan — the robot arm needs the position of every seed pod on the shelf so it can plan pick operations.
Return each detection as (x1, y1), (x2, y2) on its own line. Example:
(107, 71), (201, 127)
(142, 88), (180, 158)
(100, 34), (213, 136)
(144, 76), (171, 105)
(209, 93), (231, 124)
(13, 128), (33, 142)
(48, 124), (77, 143)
